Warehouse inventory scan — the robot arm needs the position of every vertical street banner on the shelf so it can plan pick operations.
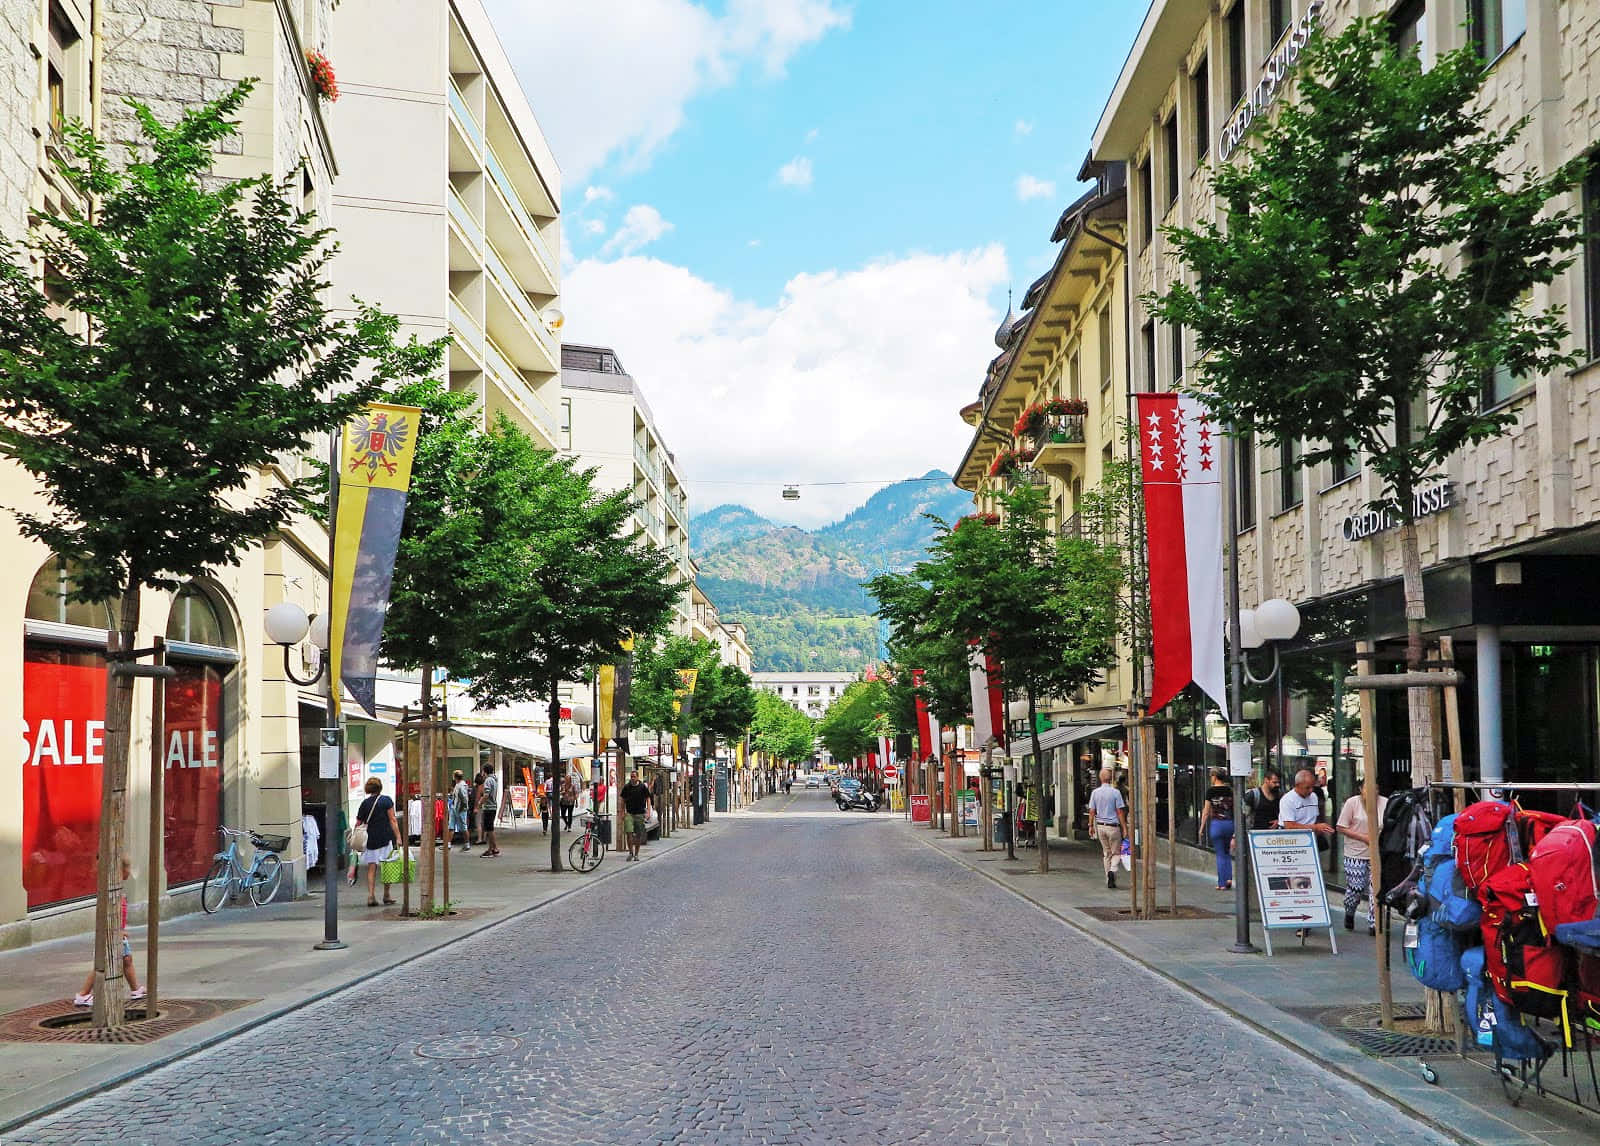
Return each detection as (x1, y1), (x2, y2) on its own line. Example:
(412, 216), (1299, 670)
(1136, 393), (1229, 718)
(912, 669), (933, 762)
(596, 665), (615, 757)
(613, 636), (635, 753)
(967, 644), (992, 747)
(675, 667), (699, 719)
(331, 402), (422, 717)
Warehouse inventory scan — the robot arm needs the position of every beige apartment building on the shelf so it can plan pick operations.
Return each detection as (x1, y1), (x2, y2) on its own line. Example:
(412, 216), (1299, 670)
(1091, 0), (1600, 846)
(952, 160), (1134, 835)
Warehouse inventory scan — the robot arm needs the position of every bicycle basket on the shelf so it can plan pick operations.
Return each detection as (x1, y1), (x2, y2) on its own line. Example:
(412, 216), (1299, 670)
(252, 833), (291, 853)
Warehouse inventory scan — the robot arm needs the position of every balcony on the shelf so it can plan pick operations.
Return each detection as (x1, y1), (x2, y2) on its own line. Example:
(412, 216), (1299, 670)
(446, 184), (483, 251)
(484, 146), (557, 295)
(484, 240), (557, 370)
(447, 80), (481, 153)
(1030, 414), (1087, 479)
(1058, 513), (1082, 540)
(483, 336), (558, 444)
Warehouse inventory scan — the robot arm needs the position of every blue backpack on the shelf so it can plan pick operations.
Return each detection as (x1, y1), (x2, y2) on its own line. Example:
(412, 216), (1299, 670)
(1426, 858), (1482, 933)
(1405, 916), (1467, 991)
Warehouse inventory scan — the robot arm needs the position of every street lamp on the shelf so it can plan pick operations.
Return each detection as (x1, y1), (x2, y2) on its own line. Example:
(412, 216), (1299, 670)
(264, 600), (344, 950)
(1239, 595), (1301, 797)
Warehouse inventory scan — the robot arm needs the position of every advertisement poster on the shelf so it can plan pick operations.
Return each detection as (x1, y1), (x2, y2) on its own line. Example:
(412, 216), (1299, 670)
(22, 657), (107, 909)
(1247, 829), (1333, 932)
(163, 663), (223, 885)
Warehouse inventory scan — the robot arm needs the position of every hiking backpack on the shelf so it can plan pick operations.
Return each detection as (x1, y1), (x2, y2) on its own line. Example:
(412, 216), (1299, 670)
(1478, 861), (1574, 1043)
(1379, 787), (1432, 900)
(1454, 801), (1518, 893)
(1529, 819), (1598, 936)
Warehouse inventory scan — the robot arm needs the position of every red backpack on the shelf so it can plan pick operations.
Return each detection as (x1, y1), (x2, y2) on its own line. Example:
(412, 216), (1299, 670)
(1479, 861), (1575, 1044)
(1454, 801), (1517, 892)
(1530, 820), (1599, 935)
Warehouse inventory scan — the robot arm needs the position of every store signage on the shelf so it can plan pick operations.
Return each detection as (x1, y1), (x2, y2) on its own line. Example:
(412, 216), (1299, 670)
(1247, 828), (1334, 944)
(1341, 482), (1453, 542)
(164, 664), (224, 885)
(1218, 1), (1326, 162)
(22, 660), (106, 908)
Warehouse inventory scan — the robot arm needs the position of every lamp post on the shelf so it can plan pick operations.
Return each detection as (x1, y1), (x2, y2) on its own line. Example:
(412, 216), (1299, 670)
(265, 600), (344, 950)
(1240, 598), (1302, 776)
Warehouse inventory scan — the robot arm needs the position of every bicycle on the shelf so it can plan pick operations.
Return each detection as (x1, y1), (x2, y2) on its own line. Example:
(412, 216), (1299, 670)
(567, 811), (607, 873)
(201, 826), (288, 912)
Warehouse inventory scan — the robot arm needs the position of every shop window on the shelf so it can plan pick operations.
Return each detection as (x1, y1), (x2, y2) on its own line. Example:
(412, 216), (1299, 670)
(1163, 114), (1180, 211)
(166, 583), (231, 648)
(25, 555), (114, 630)
(1279, 437), (1304, 510)
(1192, 57), (1210, 166)
(1235, 430), (1256, 529)
(1226, 1), (1247, 109)
(1468, 0), (1525, 62)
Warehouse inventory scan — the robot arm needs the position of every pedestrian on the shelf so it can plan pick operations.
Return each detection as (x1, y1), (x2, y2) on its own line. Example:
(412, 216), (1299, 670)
(560, 767), (577, 831)
(1088, 767), (1128, 890)
(1243, 768), (1283, 831)
(620, 769), (653, 861)
(449, 769), (471, 851)
(1276, 768), (1335, 937)
(478, 764), (501, 856)
(1336, 778), (1387, 935)
(74, 857), (145, 1007)
(468, 771), (485, 845)
(1197, 769), (1236, 891)
(348, 776), (400, 907)
(537, 778), (551, 834)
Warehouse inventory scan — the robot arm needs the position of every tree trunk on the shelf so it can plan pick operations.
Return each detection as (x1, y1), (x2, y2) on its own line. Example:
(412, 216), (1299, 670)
(549, 681), (564, 872)
(1028, 687), (1048, 874)
(418, 666), (435, 913)
(92, 588), (141, 1030)
(1397, 519), (1440, 788)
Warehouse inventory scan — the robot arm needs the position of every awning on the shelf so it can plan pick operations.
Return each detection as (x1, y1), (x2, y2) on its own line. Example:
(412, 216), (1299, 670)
(452, 722), (586, 762)
(1028, 721), (1124, 755)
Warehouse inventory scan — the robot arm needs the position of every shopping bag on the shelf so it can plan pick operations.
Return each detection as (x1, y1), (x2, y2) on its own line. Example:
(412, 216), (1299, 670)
(1118, 838), (1133, 871)
(378, 852), (412, 885)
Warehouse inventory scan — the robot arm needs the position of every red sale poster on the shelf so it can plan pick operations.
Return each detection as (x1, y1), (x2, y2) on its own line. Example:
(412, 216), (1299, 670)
(22, 657), (107, 909)
(164, 664), (223, 885)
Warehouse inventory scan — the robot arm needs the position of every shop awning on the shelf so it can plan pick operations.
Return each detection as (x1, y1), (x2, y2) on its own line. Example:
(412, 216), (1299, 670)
(1028, 721), (1124, 755)
(453, 722), (586, 762)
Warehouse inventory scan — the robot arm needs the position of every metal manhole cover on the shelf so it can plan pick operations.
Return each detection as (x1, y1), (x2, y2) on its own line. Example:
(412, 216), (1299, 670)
(416, 1033), (522, 1060)
(0, 997), (254, 1045)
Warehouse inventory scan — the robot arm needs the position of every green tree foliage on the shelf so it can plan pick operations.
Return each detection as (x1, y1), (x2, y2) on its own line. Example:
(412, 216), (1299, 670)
(1151, 18), (1586, 782)
(817, 679), (890, 764)
(630, 634), (716, 747)
(0, 85), (438, 1024)
(694, 662), (759, 765)
(452, 450), (681, 870)
(750, 690), (815, 765)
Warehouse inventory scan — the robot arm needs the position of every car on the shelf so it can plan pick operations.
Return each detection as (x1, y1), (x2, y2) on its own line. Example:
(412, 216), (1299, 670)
(804, 774), (820, 788)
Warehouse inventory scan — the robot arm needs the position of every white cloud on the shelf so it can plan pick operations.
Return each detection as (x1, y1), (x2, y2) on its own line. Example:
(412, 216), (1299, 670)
(489, 0), (850, 183)
(561, 245), (1009, 527)
(805, 127), (820, 143)
(583, 218), (607, 236)
(776, 155), (813, 189)
(1015, 173), (1056, 202)
(747, 238), (762, 247)
(583, 185), (615, 204)
(1014, 119), (1033, 136)
(600, 204), (674, 256)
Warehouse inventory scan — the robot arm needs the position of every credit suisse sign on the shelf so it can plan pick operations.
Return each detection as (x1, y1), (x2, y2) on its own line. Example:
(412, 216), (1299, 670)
(1341, 482), (1454, 542)
(1219, 1), (1327, 162)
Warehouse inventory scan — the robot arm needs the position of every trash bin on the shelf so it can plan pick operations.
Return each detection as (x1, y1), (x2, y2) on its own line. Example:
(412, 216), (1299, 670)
(595, 814), (613, 846)
(993, 813), (1012, 846)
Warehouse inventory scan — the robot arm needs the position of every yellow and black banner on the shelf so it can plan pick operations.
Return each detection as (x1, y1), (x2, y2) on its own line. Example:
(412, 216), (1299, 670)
(330, 402), (421, 717)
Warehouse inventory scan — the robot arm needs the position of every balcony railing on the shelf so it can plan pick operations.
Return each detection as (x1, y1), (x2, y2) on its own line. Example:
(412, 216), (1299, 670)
(448, 80), (481, 151)
(446, 184), (483, 250)
(484, 240), (557, 364)
(1027, 413), (1086, 448)
(1059, 513), (1082, 540)
(484, 146), (557, 286)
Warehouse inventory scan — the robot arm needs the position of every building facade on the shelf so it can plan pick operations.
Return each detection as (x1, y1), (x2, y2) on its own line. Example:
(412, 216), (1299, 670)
(1091, 0), (1600, 844)
(753, 671), (858, 721)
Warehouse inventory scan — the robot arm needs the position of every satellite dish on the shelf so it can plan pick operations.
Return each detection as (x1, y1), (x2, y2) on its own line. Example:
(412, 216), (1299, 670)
(782, 485), (800, 501)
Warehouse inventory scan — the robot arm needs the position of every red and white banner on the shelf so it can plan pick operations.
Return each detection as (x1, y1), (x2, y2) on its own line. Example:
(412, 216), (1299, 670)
(1138, 393), (1230, 718)
(966, 646), (1006, 748)
(912, 669), (933, 762)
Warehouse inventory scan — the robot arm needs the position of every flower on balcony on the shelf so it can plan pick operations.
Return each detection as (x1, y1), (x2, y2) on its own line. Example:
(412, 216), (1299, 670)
(987, 447), (1033, 479)
(1043, 396), (1089, 417)
(955, 512), (1001, 530)
(307, 51), (338, 102)
(1012, 403), (1047, 439)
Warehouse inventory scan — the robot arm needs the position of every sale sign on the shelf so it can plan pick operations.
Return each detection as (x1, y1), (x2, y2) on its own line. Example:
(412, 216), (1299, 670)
(22, 657), (107, 909)
(163, 664), (223, 885)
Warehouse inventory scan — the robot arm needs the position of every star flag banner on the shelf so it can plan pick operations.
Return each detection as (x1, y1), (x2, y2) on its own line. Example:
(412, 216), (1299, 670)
(331, 402), (421, 717)
(912, 669), (933, 761)
(1137, 393), (1230, 719)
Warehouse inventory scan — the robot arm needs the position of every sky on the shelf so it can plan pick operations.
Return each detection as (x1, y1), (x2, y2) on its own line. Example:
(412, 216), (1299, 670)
(488, 0), (1150, 527)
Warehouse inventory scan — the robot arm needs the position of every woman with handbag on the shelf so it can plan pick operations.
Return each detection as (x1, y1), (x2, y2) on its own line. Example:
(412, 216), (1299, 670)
(347, 776), (401, 907)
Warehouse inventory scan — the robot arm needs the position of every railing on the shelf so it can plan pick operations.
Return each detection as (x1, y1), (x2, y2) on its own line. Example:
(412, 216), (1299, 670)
(484, 146), (557, 285)
(483, 240), (557, 364)
(1030, 414), (1086, 447)
(446, 184), (483, 249)
(448, 293), (482, 354)
(448, 80), (481, 151)
(1059, 513), (1082, 540)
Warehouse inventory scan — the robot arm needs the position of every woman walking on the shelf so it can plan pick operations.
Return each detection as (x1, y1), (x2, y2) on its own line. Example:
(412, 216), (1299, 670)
(1336, 778), (1386, 935)
(1197, 769), (1236, 891)
(449, 769), (471, 851)
(348, 776), (401, 907)
(560, 768), (578, 831)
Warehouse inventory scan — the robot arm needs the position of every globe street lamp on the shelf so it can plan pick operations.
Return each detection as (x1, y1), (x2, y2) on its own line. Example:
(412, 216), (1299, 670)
(265, 600), (344, 950)
(1239, 596), (1301, 783)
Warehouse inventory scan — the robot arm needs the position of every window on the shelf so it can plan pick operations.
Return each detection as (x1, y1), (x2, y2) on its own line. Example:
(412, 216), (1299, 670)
(1278, 437), (1303, 510)
(1067, 351), (1081, 400)
(1329, 438), (1359, 485)
(46, 3), (81, 139)
(1268, 0), (1291, 46)
(25, 556), (113, 630)
(560, 397), (572, 449)
(1137, 154), (1153, 247)
(1235, 430), (1256, 529)
(1390, 0), (1427, 62)
(1098, 307), (1114, 392)
(1227, 1), (1247, 109)
(167, 584), (229, 647)
(1163, 114), (1180, 210)
(1169, 322), (1184, 385)
(1468, 0), (1525, 62)
(1142, 321), (1157, 389)
(807, 685), (820, 696)
(1192, 57), (1210, 165)
(1585, 156), (1600, 359)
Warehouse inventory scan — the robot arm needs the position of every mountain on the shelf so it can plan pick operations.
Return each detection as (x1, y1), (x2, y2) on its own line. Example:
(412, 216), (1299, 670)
(689, 472), (969, 671)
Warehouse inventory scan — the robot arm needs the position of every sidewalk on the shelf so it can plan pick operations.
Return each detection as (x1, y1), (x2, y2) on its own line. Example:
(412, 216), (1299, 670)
(0, 811), (731, 1136)
(907, 821), (1600, 1146)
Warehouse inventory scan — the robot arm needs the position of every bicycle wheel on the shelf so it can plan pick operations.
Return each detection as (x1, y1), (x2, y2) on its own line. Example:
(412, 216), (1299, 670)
(569, 834), (603, 873)
(200, 860), (233, 913)
(249, 853), (284, 906)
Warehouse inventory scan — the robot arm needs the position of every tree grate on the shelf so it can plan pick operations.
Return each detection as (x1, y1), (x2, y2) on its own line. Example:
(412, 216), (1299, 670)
(0, 997), (253, 1045)
(1286, 1002), (1486, 1060)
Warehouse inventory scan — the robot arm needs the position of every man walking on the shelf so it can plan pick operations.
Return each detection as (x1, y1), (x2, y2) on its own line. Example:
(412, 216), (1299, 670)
(1244, 768), (1283, 831)
(478, 764), (501, 857)
(1088, 768), (1128, 890)
(620, 769), (653, 862)
(1275, 768), (1334, 936)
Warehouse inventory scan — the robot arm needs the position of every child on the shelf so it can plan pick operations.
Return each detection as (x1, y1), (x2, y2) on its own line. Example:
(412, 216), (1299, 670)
(74, 857), (145, 1006)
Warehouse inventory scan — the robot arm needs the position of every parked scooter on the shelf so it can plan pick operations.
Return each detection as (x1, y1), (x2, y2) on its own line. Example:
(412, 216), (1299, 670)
(835, 787), (879, 812)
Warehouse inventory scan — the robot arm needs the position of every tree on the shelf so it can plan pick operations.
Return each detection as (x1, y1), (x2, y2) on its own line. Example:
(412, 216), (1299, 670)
(1151, 18), (1586, 786)
(631, 634), (714, 756)
(693, 662), (759, 788)
(817, 679), (888, 765)
(0, 85), (439, 1026)
(888, 486), (1124, 871)
(455, 450), (680, 871)
(751, 690), (815, 767)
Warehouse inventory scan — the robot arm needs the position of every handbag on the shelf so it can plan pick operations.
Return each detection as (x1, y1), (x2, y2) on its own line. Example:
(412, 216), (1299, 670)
(347, 795), (374, 852)
(378, 850), (411, 885)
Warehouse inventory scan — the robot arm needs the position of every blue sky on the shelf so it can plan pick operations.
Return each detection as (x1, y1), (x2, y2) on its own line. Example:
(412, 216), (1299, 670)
(492, 0), (1149, 525)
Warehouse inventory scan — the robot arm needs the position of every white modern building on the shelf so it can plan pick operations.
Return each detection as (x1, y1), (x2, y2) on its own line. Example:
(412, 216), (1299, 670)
(754, 671), (859, 720)
(330, 0), (563, 447)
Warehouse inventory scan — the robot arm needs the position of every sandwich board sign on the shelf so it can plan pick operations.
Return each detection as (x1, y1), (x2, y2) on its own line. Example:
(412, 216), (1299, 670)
(1246, 828), (1338, 956)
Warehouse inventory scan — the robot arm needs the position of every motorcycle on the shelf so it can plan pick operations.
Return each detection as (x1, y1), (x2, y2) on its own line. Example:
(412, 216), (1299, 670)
(834, 788), (879, 812)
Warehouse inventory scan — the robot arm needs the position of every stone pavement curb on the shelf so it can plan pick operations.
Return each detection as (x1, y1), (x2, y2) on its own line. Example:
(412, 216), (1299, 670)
(905, 822), (1600, 1146)
(0, 815), (732, 1139)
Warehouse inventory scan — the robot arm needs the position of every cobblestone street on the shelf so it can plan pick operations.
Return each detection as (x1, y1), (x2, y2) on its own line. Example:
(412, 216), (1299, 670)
(10, 793), (1449, 1145)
